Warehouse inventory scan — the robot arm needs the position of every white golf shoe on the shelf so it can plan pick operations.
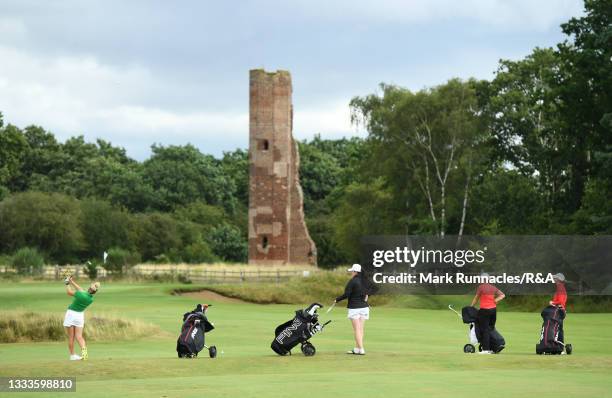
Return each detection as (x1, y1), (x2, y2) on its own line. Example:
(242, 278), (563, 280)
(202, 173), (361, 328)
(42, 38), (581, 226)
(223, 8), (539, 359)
(347, 348), (365, 355)
(69, 354), (82, 360)
(478, 350), (493, 355)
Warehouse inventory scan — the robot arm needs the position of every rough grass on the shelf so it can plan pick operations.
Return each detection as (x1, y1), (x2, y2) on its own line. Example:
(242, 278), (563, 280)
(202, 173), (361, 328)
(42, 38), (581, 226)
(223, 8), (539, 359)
(0, 311), (163, 343)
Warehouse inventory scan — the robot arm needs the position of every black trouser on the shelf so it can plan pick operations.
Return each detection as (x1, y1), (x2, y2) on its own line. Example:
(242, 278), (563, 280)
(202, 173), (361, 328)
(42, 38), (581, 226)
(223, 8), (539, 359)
(477, 308), (497, 351)
(558, 308), (566, 343)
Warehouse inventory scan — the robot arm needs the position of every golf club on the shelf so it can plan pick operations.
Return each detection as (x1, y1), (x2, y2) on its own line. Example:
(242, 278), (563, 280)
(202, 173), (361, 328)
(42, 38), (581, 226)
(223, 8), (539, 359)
(326, 302), (336, 314)
(448, 304), (461, 319)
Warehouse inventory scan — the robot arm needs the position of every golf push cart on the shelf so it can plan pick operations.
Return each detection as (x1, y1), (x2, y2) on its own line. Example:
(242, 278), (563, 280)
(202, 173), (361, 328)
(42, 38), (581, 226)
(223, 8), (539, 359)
(536, 304), (572, 355)
(176, 304), (217, 358)
(271, 303), (331, 356)
(449, 305), (506, 354)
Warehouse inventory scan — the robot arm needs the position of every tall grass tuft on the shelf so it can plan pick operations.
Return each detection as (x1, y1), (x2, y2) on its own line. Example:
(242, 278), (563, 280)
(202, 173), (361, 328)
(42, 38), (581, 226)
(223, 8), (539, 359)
(0, 311), (161, 343)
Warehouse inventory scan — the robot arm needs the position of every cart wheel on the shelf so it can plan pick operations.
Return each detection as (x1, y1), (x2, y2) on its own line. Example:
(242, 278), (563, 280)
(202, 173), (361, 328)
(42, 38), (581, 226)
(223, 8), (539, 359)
(464, 344), (475, 354)
(478, 344), (483, 352)
(565, 344), (572, 355)
(209, 345), (217, 358)
(301, 342), (316, 356)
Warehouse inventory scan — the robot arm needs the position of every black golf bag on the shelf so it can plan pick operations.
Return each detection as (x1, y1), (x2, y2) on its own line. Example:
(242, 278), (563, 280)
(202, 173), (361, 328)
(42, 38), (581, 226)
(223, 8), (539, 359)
(271, 303), (331, 356)
(177, 304), (217, 358)
(536, 305), (572, 355)
(461, 306), (505, 354)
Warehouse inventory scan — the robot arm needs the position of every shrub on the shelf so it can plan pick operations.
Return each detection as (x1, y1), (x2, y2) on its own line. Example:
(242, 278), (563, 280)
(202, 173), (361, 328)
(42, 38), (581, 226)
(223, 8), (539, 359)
(153, 254), (171, 264)
(104, 248), (140, 274)
(209, 223), (247, 262)
(11, 247), (44, 275)
(83, 260), (98, 279)
(182, 240), (218, 263)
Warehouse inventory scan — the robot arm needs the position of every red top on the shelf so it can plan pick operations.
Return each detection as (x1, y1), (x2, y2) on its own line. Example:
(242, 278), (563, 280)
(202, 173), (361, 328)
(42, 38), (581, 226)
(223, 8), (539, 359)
(550, 281), (567, 309)
(476, 283), (500, 309)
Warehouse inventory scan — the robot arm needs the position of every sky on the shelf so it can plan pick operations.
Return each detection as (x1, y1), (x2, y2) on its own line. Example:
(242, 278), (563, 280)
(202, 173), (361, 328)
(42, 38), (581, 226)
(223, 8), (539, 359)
(0, 0), (584, 160)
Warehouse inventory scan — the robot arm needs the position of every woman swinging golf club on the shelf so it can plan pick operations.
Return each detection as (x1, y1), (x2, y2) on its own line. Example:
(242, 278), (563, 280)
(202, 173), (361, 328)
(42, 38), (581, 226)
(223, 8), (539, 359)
(470, 272), (505, 354)
(63, 274), (100, 360)
(335, 264), (369, 355)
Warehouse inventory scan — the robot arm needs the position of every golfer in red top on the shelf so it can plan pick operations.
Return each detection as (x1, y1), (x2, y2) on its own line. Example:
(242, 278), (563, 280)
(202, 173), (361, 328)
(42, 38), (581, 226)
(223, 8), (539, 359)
(549, 273), (567, 309)
(549, 273), (567, 343)
(470, 273), (505, 354)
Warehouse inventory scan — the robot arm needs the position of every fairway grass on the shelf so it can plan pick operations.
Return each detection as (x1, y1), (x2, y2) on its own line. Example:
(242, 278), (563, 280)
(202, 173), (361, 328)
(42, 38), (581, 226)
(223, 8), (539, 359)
(0, 282), (611, 398)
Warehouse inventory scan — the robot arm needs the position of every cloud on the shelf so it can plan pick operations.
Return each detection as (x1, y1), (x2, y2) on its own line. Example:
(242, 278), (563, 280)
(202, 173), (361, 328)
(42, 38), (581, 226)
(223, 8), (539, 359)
(0, 42), (356, 158)
(294, 101), (358, 140)
(0, 16), (27, 39)
(0, 0), (583, 159)
(291, 0), (583, 31)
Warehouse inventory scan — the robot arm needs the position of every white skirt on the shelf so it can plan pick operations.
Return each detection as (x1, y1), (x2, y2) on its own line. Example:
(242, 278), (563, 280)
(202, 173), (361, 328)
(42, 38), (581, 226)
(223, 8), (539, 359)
(63, 309), (85, 327)
(348, 307), (370, 320)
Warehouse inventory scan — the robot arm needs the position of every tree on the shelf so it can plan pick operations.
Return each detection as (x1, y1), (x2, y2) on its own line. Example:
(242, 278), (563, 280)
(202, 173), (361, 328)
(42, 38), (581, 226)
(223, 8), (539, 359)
(142, 144), (236, 212)
(80, 199), (132, 258)
(350, 79), (488, 237)
(468, 170), (550, 234)
(557, 0), (612, 211)
(221, 149), (249, 208)
(332, 179), (401, 262)
(129, 212), (183, 261)
(0, 192), (84, 263)
(0, 124), (28, 189)
(10, 125), (63, 192)
(485, 48), (567, 214)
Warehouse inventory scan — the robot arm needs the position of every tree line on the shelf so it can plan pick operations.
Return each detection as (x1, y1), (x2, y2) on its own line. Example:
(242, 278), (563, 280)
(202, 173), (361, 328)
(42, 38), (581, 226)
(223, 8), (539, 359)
(0, 0), (609, 268)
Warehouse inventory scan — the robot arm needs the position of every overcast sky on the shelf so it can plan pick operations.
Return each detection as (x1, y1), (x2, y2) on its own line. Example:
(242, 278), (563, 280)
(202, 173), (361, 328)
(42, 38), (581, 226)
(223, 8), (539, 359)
(0, 0), (584, 160)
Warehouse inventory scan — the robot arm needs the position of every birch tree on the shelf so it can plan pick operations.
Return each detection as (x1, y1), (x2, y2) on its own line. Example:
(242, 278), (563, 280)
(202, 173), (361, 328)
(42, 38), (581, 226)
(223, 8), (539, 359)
(350, 79), (487, 238)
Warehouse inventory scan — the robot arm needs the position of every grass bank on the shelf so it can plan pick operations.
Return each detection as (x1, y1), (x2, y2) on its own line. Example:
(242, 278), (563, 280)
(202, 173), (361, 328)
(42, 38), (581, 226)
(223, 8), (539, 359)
(173, 272), (612, 312)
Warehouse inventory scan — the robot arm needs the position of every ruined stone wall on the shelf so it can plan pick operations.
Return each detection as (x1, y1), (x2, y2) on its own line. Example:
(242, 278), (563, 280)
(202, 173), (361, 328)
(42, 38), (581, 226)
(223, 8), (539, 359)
(248, 69), (317, 266)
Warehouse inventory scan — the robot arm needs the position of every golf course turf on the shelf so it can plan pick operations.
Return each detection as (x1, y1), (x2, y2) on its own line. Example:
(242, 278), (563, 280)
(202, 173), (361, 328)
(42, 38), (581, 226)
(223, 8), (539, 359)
(0, 282), (611, 398)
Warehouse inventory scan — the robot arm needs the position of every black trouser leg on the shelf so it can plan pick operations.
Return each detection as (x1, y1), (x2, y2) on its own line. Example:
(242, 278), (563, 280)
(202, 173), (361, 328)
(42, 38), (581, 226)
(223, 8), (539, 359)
(558, 320), (564, 343)
(558, 309), (565, 343)
(478, 308), (495, 351)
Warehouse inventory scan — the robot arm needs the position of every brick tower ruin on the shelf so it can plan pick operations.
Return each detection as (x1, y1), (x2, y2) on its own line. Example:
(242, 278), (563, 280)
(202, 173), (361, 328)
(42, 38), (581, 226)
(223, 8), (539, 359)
(248, 69), (317, 266)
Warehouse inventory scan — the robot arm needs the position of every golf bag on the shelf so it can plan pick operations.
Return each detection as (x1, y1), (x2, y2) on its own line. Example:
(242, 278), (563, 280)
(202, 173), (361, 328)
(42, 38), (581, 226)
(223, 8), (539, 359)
(461, 306), (505, 354)
(271, 303), (331, 356)
(176, 304), (217, 358)
(536, 305), (572, 355)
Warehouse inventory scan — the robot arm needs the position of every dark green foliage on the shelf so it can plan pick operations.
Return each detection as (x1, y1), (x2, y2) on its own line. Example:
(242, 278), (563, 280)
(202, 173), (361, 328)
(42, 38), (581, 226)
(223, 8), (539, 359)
(130, 213), (183, 262)
(142, 144), (236, 212)
(80, 199), (131, 259)
(104, 248), (141, 274)
(0, 192), (83, 263)
(209, 223), (247, 263)
(182, 240), (218, 264)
